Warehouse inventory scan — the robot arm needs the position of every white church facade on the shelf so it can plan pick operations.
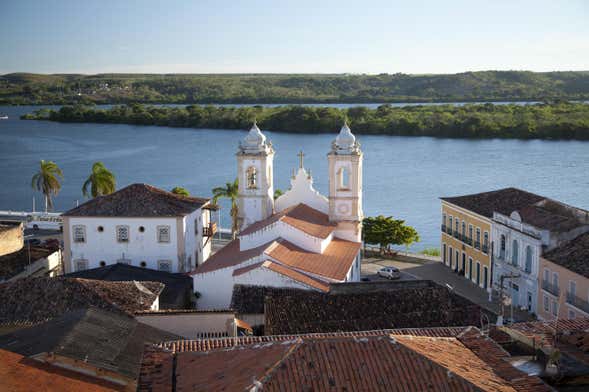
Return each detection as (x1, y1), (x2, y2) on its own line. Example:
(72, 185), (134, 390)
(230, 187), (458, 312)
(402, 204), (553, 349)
(191, 122), (364, 310)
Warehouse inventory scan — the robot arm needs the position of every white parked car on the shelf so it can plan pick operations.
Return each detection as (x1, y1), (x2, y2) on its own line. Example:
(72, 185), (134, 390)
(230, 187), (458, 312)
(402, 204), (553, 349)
(377, 266), (401, 280)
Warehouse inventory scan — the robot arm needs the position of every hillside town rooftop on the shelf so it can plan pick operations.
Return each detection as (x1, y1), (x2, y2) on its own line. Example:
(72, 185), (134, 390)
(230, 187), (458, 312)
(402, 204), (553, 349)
(542, 232), (589, 278)
(62, 183), (212, 217)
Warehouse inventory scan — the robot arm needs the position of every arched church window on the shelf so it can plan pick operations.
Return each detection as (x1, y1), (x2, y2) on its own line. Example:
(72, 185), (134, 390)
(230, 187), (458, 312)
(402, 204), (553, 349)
(337, 167), (350, 190)
(525, 246), (533, 273)
(500, 235), (506, 259)
(246, 166), (257, 189)
(512, 239), (519, 266)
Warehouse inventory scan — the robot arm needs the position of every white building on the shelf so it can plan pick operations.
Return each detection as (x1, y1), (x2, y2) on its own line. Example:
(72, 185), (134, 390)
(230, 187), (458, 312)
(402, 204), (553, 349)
(492, 197), (589, 315)
(62, 183), (217, 273)
(192, 123), (363, 309)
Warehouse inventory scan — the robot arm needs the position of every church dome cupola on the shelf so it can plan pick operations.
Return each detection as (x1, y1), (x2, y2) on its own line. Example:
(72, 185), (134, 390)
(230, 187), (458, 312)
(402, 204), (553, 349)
(239, 121), (272, 154)
(332, 122), (359, 154)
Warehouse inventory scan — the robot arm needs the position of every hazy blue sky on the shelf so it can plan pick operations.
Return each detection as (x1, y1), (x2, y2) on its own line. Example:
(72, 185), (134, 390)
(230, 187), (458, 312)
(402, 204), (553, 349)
(1, 0), (587, 74)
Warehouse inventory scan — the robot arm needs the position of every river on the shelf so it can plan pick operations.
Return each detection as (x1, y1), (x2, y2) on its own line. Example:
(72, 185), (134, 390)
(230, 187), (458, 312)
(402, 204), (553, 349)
(1, 105), (588, 250)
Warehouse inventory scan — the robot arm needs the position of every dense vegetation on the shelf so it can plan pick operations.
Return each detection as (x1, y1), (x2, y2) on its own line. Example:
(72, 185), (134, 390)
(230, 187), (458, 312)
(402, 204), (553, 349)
(22, 102), (589, 140)
(3, 71), (589, 105)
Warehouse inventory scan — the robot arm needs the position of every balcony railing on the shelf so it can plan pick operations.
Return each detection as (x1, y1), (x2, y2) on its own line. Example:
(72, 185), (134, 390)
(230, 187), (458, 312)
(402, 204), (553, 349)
(441, 224), (447, 232)
(482, 244), (489, 254)
(566, 291), (589, 314)
(203, 222), (218, 237)
(542, 280), (560, 297)
(474, 241), (481, 250)
(453, 230), (461, 239)
(446, 226), (453, 235)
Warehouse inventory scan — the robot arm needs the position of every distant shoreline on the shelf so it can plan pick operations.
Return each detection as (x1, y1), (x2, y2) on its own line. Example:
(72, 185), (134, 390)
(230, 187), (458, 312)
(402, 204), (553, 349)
(21, 102), (589, 141)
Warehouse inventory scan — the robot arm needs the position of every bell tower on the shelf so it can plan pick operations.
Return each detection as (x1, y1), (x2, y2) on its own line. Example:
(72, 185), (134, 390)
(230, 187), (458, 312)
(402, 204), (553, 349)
(328, 123), (363, 242)
(236, 122), (275, 230)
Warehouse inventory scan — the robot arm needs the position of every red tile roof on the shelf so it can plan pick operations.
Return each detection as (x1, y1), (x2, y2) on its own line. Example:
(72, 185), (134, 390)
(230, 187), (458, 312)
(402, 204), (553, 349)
(267, 237), (360, 281)
(190, 239), (271, 274)
(63, 183), (210, 217)
(263, 261), (330, 292)
(232, 261), (265, 277)
(140, 328), (550, 392)
(542, 232), (589, 278)
(239, 203), (336, 239)
(505, 317), (589, 348)
(0, 349), (123, 392)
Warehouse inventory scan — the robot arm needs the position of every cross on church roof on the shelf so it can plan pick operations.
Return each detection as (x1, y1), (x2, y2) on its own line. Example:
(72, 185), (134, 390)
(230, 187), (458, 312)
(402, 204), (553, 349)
(298, 150), (305, 169)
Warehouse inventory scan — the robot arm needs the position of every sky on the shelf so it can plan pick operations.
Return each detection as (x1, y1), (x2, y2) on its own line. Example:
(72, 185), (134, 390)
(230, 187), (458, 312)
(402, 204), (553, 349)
(1, 0), (588, 74)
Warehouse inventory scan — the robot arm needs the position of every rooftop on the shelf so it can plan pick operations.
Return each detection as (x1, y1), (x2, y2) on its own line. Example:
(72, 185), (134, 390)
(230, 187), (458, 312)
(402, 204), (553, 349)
(441, 187), (546, 218)
(65, 263), (193, 309)
(239, 203), (336, 239)
(62, 183), (211, 217)
(0, 277), (163, 323)
(0, 307), (180, 380)
(0, 348), (123, 392)
(263, 281), (483, 335)
(542, 232), (589, 278)
(0, 245), (57, 280)
(140, 328), (550, 392)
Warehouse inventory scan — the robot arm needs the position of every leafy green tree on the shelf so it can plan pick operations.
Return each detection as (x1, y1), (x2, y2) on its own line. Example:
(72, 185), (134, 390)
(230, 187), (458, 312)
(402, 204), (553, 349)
(171, 186), (190, 196)
(212, 178), (239, 239)
(31, 160), (64, 212)
(82, 162), (116, 198)
(274, 189), (284, 200)
(363, 215), (420, 253)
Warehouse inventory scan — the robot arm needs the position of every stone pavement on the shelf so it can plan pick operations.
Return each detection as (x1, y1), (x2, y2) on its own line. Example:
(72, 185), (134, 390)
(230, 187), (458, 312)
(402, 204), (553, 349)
(361, 256), (534, 322)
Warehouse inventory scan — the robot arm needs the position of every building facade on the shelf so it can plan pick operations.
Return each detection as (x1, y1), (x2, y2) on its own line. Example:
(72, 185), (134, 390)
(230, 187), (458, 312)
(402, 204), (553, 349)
(440, 200), (492, 291)
(62, 184), (216, 274)
(538, 233), (589, 321)
(191, 123), (363, 309)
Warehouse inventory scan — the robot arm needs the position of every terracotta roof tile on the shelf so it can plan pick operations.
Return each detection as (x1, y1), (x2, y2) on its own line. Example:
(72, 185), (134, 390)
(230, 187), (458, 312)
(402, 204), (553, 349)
(542, 232), (589, 278)
(239, 203), (336, 239)
(441, 187), (546, 218)
(141, 329), (550, 392)
(190, 238), (271, 274)
(0, 277), (163, 323)
(0, 349), (123, 392)
(62, 183), (210, 217)
(232, 261), (265, 276)
(267, 237), (360, 281)
(263, 261), (330, 292)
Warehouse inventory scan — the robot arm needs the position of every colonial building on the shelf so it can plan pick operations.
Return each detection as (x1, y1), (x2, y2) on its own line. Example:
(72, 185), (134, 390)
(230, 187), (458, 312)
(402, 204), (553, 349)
(191, 123), (363, 309)
(538, 232), (589, 320)
(62, 183), (217, 273)
(441, 188), (589, 316)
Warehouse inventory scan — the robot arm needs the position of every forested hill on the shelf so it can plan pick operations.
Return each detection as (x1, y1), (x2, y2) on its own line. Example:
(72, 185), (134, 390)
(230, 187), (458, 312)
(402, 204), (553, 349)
(2, 71), (589, 105)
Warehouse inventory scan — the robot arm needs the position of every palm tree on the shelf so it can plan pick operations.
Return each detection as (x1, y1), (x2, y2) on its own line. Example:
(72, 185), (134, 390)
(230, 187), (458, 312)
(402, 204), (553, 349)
(82, 162), (116, 198)
(31, 160), (64, 212)
(212, 178), (239, 239)
(171, 186), (190, 196)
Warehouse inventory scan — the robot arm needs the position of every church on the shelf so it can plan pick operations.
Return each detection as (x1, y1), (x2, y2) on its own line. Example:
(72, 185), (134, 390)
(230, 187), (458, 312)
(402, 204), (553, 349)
(191, 122), (364, 309)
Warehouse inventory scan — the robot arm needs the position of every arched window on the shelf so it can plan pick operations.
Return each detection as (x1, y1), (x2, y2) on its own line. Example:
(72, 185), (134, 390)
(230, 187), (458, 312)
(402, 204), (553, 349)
(337, 167), (349, 190)
(500, 235), (506, 259)
(461, 222), (466, 238)
(246, 166), (257, 189)
(512, 239), (519, 266)
(525, 246), (533, 273)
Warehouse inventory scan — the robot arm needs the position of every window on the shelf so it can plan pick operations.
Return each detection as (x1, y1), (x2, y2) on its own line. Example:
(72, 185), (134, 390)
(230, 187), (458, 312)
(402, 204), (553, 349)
(139, 226), (145, 233)
(97, 226), (104, 232)
(468, 258), (473, 280)
(448, 246), (453, 267)
(461, 222), (466, 237)
(75, 259), (88, 271)
(455, 250), (459, 271)
(140, 261), (147, 268)
(116, 225), (129, 242)
(246, 166), (257, 189)
(157, 225), (170, 243)
(73, 225), (86, 243)
(455, 219), (459, 233)
(158, 260), (172, 272)
(468, 225), (473, 241)
(500, 235), (506, 259)
(543, 295), (549, 312)
(442, 244), (447, 264)
(483, 232), (489, 253)
(337, 167), (350, 190)
(475, 228), (481, 249)
(448, 217), (453, 233)
(525, 246), (533, 273)
(511, 239), (519, 266)
(552, 300), (558, 316)
(552, 272), (559, 290)
(568, 310), (576, 320)
(476, 262), (481, 285)
(569, 280), (577, 297)
(442, 214), (446, 227)
(543, 268), (550, 283)
(483, 266), (488, 289)
(99, 261), (106, 267)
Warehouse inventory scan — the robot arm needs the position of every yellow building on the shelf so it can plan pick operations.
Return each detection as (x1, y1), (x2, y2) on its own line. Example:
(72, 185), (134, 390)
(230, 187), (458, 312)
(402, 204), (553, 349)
(440, 197), (492, 291)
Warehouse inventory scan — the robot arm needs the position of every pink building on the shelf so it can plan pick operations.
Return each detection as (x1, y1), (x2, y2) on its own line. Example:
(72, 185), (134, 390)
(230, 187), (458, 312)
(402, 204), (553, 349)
(538, 232), (589, 320)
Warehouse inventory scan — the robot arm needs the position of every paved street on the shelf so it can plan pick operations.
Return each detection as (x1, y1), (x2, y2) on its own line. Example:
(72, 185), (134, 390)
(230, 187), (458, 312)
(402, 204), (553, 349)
(361, 256), (534, 322)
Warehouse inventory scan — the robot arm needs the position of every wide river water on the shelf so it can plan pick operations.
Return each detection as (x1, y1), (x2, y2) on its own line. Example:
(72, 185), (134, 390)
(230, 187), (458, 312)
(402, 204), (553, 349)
(1, 104), (588, 250)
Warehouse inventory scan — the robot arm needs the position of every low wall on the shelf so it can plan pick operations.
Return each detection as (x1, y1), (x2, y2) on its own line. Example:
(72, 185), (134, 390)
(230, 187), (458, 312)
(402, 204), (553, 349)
(136, 310), (236, 339)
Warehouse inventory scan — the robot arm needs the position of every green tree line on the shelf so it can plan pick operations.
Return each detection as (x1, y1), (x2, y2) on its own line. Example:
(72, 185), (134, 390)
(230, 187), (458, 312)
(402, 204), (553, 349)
(22, 102), (589, 140)
(3, 70), (589, 104)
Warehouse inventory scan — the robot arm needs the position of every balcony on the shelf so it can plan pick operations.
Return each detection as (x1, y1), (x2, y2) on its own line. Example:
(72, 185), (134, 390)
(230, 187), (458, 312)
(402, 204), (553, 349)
(474, 241), (481, 250)
(542, 279), (560, 297)
(441, 224), (446, 233)
(482, 244), (489, 254)
(566, 291), (589, 315)
(446, 226), (453, 235)
(453, 230), (460, 239)
(203, 222), (217, 237)
(464, 236), (473, 246)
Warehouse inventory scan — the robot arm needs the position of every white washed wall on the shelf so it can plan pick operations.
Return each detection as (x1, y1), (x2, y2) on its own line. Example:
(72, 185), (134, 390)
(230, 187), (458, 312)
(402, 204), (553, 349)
(239, 220), (331, 253)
